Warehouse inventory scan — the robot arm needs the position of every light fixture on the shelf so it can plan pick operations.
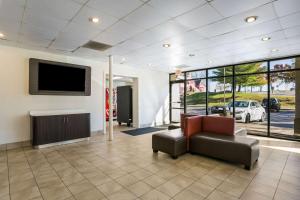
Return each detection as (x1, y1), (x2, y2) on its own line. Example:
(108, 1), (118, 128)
(175, 68), (182, 76)
(189, 54), (195, 57)
(208, 60), (213, 64)
(148, 63), (152, 67)
(162, 43), (171, 48)
(245, 16), (257, 23)
(120, 57), (126, 64)
(261, 36), (271, 41)
(271, 48), (279, 52)
(89, 17), (100, 23)
(0, 32), (5, 39)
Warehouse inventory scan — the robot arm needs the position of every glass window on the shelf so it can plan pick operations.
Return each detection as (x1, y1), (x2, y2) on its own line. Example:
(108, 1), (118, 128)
(270, 71), (298, 137)
(235, 62), (267, 75)
(208, 66), (233, 77)
(186, 70), (206, 79)
(234, 74), (268, 136)
(170, 73), (184, 82)
(208, 77), (233, 117)
(186, 79), (206, 115)
(270, 58), (296, 71)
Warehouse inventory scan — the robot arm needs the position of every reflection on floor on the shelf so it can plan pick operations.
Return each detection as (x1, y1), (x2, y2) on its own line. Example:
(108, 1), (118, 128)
(1, 130), (300, 200)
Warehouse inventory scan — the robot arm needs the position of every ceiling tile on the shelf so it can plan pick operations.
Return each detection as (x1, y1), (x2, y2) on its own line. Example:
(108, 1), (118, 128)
(71, 0), (89, 5)
(50, 35), (87, 51)
(0, 0), (25, 22)
(23, 11), (69, 32)
(279, 12), (300, 29)
(130, 20), (190, 46)
(26, 0), (82, 21)
(175, 3), (223, 29)
(148, 0), (206, 18)
(227, 3), (277, 29)
(245, 30), (286, 46)
(72, 6), (118, 31)
(108, 40), (145, 55)
(94, 20), (144, 45)
(195, 19), (235, 38)
(87, 0), (143, 19)
(211, 0), (272, 17)
(62, 22), (102, 40)
(123, 4), (171, 29)
(239, 19), (282, 38)
(19, 34), (52, 47)
(274, 0), (300, 17)
(163, 30), (205, 46)
(20, 23), (59, 40)
(129, 30), (158, 46)
(283, 26), (300, 38)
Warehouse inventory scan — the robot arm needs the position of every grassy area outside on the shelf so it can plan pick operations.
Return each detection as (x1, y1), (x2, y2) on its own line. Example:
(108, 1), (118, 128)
(186, 91), (295, 109)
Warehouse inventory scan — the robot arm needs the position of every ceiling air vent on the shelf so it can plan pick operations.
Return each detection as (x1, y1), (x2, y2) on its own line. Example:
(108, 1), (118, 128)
(82, 41), (112, 51)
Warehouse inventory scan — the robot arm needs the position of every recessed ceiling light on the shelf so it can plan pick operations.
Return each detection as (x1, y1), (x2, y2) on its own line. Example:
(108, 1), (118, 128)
(261, 36), (271, 41)
(189, 54), (195, 57)
(162, 43), (171, 48)
(0, 32), (5, 38)
(208, 60), (213, 64)
(89, 17), (100, 23)
(271, 48), (279, 52)
(245, 16), (258, 23)
(148, 63), (152, 67)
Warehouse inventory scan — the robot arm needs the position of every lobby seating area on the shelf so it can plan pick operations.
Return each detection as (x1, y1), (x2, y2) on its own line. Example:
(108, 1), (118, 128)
(0, 0), (300, 200)
(153, 115), (260, 170)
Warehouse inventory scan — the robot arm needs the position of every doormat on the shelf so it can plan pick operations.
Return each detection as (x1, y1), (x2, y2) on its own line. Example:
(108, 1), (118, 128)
(122, 127), (165, 136)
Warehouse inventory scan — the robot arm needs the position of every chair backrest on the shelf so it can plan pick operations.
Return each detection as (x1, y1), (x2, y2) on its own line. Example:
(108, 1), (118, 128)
(180, 113), (197, 130)
(184, 115), (203, 138)
(202, 116), (235, 136)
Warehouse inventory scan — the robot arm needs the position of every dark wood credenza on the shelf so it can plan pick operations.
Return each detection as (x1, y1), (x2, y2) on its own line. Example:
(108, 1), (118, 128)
(30, 112), (90, 147)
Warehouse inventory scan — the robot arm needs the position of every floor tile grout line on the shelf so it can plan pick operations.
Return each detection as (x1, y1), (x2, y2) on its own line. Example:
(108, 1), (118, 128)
(40, 149), (79, 200)
(5, 148), (11, 200)
(22, 147), (45, 200)
(271, 152), (289, 200)
(56, 146), (130, 199)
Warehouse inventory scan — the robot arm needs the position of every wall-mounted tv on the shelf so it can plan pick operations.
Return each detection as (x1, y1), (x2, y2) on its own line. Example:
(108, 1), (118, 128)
(29, 58), (91, 96)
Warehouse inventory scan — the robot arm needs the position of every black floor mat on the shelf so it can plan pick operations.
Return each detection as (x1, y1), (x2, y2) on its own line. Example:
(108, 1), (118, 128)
(122, 127), (166, 136)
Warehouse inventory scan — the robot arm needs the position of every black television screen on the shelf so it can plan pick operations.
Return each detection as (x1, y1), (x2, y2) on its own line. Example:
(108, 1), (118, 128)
(38, 63), (86, 92)
(29, 58), (91, 96)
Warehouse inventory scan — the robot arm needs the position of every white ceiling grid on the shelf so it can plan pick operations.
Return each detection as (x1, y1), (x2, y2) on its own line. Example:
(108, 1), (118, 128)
(0, 0), (299, 72)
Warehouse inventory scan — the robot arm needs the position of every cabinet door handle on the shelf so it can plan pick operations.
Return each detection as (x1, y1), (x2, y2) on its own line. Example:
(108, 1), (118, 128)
(64, 117), (66, 123)
(66, 117), (68, 123)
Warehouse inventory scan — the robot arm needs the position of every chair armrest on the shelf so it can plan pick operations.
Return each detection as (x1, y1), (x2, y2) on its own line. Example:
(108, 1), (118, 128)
(235, 128), (247, 136)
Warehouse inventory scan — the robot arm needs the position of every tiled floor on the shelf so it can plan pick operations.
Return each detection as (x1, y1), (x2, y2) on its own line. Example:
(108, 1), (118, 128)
(1, 128), (300, 200)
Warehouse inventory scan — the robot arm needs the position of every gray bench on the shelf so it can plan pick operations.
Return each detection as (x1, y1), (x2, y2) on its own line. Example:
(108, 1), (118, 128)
(190, 133), (259, 170)
(152, 129), (187, 159)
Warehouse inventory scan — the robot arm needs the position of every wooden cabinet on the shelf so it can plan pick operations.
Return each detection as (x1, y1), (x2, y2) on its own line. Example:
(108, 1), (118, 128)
(31, 113), (90, 146)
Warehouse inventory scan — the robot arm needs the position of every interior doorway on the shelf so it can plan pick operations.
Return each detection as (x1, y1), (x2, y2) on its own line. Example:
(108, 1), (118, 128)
(104, 75), (138, 133)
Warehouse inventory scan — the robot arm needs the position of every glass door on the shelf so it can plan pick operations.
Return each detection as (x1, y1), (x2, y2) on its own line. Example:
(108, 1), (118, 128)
(170, 82), (184, 123)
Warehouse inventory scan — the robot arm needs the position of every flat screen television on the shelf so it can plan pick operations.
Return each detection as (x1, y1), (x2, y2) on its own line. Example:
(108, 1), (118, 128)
(29, 58), (91, 96)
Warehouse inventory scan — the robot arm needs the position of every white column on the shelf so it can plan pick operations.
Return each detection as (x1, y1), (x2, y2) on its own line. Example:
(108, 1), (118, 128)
(108, 55), (114, 141)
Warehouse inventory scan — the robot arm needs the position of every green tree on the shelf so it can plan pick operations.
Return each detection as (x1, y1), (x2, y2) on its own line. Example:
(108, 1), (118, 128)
(212, 63), (267, 92)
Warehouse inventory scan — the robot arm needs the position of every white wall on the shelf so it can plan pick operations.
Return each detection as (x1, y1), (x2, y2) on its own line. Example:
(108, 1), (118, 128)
(0, 45), (169, 144)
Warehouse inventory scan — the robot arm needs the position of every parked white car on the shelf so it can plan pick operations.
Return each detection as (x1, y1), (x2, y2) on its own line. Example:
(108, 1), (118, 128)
(228, 100), (266, 123)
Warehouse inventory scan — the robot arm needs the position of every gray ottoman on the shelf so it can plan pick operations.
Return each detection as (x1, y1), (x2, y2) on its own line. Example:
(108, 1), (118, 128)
(152, 129), (187, 159)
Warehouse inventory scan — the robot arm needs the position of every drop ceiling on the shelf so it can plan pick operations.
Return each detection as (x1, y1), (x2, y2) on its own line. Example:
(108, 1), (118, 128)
(0, 0), (300, 72)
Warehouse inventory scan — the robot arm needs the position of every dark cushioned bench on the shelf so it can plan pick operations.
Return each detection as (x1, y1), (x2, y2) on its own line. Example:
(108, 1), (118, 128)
(189, 132), (259, 169)
(152, 129), (186, 159)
